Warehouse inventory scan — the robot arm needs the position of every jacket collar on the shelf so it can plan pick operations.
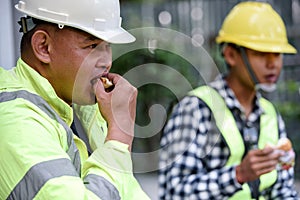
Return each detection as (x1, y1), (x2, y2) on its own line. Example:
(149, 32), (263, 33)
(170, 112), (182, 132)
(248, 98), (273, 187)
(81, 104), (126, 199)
(15, 58), (73, 125)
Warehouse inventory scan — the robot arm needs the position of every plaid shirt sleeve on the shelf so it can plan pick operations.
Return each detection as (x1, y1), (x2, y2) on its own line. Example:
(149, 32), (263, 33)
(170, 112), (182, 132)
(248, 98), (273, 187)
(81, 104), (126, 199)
(159, 96), (242, 200)
(159, 96), (299, 200)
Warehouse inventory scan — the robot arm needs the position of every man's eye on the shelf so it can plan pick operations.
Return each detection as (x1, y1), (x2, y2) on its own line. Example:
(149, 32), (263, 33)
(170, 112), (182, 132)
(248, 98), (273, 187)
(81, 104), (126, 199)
(88, 44), (98, 49)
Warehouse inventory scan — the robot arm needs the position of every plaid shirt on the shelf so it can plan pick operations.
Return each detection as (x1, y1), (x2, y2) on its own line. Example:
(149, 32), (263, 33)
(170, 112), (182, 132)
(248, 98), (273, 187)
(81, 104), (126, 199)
(159, 75), (299, 200)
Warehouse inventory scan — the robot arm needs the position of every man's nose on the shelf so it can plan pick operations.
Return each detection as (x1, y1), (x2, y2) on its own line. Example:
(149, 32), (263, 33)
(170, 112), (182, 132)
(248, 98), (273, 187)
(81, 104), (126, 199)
(96, 60), (112, 72)
(96, 53), (112, 71)
(266, 53), (281, 69)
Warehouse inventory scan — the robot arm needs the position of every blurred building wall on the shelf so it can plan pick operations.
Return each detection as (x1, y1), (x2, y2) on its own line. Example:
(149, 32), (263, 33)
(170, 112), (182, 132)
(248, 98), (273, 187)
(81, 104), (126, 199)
(0, 0), (15, 69)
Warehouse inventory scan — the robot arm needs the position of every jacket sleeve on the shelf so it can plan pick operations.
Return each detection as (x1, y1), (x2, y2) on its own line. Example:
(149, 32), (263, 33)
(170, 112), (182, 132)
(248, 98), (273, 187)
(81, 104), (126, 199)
(0, 100), (149, 200)
(74, 104), (150, 200)
(82, 140), (150, 200)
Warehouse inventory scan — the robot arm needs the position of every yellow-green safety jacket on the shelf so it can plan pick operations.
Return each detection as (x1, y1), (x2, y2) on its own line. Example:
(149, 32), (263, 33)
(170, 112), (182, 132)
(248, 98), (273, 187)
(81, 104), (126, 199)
(0, 58), (150, 200)
(189, 86), (278, 200)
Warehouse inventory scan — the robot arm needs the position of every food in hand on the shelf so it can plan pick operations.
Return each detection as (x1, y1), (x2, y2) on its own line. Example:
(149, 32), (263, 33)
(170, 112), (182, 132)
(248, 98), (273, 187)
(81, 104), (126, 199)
(100, 77), (113, 89)
(90, 76), (114, 92)
(277, 138), (292, 151)
(276, 138), (295, 170)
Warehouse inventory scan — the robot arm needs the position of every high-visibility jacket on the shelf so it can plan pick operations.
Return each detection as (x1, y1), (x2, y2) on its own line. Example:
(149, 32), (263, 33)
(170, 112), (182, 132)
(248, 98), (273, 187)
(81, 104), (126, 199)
(189, 86), (278, 200)
(0, 58), (150, 200)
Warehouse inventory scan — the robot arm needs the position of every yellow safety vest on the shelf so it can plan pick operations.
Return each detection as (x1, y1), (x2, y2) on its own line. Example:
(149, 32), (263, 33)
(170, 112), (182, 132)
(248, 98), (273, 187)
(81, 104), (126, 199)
(189, 86), (278, 200)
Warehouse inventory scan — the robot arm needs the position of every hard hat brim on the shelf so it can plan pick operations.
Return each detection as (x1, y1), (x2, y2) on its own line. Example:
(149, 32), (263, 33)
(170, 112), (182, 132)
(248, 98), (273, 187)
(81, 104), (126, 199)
(216, 36), (297, 54)
(82, 27), (136, 44)
(15, 5), (136, 44)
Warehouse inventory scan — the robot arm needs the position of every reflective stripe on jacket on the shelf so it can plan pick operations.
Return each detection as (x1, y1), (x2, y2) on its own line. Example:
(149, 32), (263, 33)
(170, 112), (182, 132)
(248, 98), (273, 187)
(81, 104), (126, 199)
(0, 59), (149, 200)
(189, 86), (278, 200)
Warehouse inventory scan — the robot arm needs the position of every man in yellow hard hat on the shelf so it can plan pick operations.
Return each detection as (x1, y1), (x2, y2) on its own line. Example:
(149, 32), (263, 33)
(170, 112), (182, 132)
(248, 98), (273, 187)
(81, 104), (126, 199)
(0, 0), (150, 199)
(159, 2), (299, 199)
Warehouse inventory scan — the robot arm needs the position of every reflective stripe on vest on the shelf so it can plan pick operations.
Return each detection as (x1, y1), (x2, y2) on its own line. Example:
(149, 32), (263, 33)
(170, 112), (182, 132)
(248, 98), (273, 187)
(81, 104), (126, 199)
(0, 90), (81, 173)
(6, 158), (78, 200)
(189, 86), (278, 200)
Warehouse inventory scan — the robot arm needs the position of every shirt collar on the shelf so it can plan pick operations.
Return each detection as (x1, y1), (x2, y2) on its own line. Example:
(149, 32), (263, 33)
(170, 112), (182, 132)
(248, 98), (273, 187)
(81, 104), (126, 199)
(209, 74), (264, 122)
(15, 58), (73, 125)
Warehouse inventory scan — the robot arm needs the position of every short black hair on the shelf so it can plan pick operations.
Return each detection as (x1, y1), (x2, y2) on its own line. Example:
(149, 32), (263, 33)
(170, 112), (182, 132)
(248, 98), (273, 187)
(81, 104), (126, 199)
(19, 17), (55, 54)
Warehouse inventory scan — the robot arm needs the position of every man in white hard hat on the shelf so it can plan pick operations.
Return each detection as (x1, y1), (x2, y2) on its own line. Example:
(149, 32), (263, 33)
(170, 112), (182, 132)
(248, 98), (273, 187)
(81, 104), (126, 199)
(159, 2), (298, 200)
(0, 0), (150, 199)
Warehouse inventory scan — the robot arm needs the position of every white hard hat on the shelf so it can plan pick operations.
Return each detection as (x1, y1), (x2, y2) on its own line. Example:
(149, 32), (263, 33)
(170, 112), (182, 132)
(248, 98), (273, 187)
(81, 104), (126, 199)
(15, 0), (135, 44)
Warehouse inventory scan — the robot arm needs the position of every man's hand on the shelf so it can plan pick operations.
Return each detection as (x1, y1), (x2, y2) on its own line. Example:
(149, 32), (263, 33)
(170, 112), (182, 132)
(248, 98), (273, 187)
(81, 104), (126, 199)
(236, 147), (283, 184)
(93, 73), (137, 151)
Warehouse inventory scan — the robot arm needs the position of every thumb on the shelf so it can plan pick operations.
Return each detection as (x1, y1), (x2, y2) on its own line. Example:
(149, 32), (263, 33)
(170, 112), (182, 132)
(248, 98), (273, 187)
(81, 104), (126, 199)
(93, 79), (106, 101)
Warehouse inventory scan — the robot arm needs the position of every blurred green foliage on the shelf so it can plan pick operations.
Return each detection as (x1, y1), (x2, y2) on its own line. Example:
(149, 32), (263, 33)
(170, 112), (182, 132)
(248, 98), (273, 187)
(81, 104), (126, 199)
(111, 48), (202, 153)
(115, 0), (300, 174)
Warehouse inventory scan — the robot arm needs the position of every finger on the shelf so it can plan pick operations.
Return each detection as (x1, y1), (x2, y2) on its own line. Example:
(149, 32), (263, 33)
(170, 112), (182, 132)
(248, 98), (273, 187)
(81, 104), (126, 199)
(93, 79), (106, 100)
(251, 154), (281, 167)
(256, 165), (277, 176)
(260, 147), (274, 154)
(107, 73), (121, 84)
(255, 148), (282, 159)
(252, 159), (278, 173)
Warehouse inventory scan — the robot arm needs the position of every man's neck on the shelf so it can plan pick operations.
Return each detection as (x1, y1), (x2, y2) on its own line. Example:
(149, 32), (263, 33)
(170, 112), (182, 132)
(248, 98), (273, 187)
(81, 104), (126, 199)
(226, 75), (256, 118)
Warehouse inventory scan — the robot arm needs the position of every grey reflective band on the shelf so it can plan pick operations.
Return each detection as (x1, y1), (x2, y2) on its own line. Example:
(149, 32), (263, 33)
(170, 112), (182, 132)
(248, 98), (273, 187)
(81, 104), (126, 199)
(0, 90), (81, 173)
(7, 158), (78, 200)
(84, 174), (121, 200)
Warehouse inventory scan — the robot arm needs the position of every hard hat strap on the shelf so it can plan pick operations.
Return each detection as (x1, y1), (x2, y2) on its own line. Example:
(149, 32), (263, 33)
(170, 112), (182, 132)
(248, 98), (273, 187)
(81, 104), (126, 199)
(18, 16), (64, 34)
(240, 47), (278, 93)
(18, 16), (36, 33)
(239, 47), (260, 86)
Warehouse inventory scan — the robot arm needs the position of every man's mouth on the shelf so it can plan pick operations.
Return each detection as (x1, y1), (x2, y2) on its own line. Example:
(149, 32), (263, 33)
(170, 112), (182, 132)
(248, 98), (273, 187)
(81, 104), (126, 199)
(90, 76), (101, 86)
(90, 75), (114, 92)
(265, 74), (277, 83)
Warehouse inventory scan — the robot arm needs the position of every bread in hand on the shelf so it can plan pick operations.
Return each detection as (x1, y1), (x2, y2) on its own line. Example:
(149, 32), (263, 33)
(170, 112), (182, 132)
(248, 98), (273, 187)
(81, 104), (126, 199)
(100, 77), (114, 89)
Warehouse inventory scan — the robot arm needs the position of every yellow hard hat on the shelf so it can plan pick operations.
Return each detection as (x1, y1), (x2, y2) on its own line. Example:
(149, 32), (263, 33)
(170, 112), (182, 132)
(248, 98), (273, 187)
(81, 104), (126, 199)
(15, 0), (135, 44)
(216, 1), (297, 54)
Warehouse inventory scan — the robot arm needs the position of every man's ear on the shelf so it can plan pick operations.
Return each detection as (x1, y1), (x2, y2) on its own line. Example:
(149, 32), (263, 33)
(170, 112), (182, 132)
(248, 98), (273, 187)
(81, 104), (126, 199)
(31, 30), (51, 64)
(223, 46), (238, 67)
